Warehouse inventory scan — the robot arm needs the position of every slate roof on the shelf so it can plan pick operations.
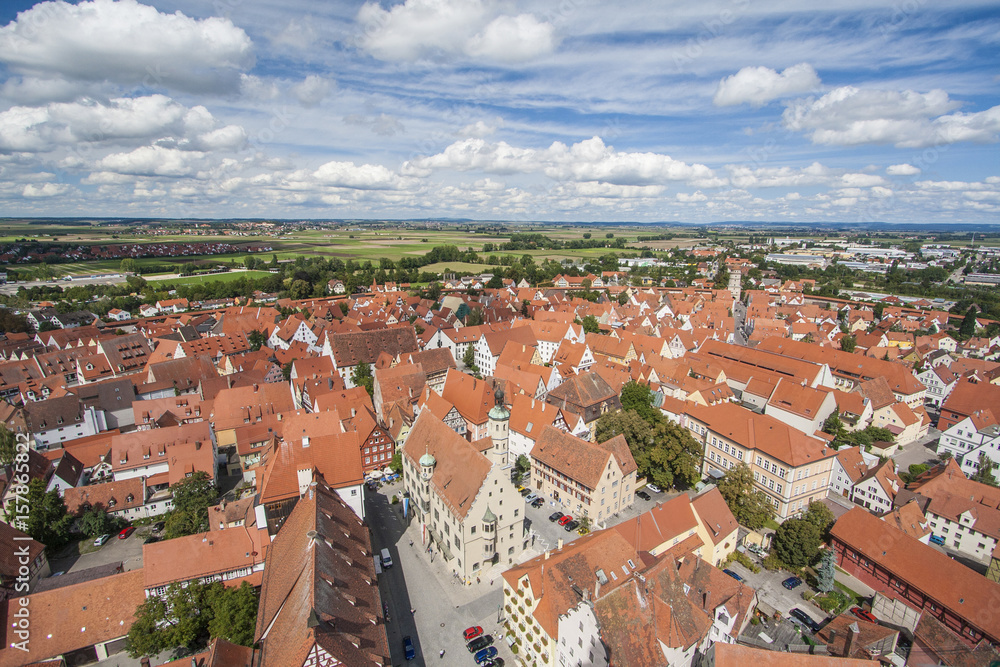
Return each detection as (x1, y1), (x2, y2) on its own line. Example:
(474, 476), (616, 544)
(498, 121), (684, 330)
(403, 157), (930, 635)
(329, 328), (418, 367)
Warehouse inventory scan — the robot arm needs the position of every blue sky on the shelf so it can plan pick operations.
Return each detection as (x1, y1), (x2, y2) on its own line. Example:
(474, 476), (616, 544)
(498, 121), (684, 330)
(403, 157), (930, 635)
(0, 0), (998, 223)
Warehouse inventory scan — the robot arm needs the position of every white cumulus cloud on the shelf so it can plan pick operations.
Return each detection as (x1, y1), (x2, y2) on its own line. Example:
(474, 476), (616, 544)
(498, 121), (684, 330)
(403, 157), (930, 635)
(886, 163), (921, 176)
(357, 0), (555, 63)
(783, 86), (1000, 147)
(291, 75), (334, 108)
(0, 0), (254, 94)
(713, 63), (820, 107)
(22, 182), (71, 197)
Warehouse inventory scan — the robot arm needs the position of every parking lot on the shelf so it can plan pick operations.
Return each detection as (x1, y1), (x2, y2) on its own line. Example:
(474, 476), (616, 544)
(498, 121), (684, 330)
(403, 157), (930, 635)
(725, 560), (828, 630)
(48, 527), (150, 576)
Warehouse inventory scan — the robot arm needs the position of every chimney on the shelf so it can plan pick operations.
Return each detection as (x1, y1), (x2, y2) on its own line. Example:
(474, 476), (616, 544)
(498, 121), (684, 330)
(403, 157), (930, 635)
(702, 590), (710, 611)
(309, 481), (317, 499)
(557, 538), (563, 551)
(844, 622), (859, 657)
(544, 550), (550, 560)
(829, 628), (837, 650)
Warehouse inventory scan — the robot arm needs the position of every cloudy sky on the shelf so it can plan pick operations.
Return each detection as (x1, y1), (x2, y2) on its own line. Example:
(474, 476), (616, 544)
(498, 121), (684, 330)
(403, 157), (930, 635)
(1, 0), (998, 223)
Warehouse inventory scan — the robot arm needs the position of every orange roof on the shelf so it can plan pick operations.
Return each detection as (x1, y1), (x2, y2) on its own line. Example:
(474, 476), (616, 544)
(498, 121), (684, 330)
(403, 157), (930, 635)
(611, 493), (699, 553)
(143, 526), (265, 589)
(440, 368), (494, 425)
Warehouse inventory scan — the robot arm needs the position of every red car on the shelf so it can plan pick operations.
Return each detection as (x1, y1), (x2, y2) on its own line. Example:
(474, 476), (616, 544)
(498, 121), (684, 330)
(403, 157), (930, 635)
(463, 626), (484, 641)
(850, 607), (877, 623)
(558, 515), (573, 526)
(118, 527), (135, 540)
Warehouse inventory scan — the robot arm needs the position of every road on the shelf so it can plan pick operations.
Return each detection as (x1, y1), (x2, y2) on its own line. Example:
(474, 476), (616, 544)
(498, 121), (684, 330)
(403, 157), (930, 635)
(733, 299), (748, 346)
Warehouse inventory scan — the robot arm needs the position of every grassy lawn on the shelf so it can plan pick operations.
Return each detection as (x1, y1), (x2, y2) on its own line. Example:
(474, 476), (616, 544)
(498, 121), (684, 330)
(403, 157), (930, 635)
(147, 270), (274, 286)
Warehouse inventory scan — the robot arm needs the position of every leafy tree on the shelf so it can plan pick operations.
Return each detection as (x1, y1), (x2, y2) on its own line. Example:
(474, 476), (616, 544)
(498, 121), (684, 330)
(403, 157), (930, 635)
(595, 410), (702, 490)
(513, 454), (531, 485)
(715, 463), (776, 530)
(773, 517), (822, 568)
(873, 303), (885, 321)
(120, 258), (137, 274)
(247, 329), (266, 351)
(583, 232), (592, 239)
(243, 256), (257, 270)
(465, 307), (484, 326)
(281, 360), (293, 381)
(972, 452), (999, 487)
(817, 548), (836, 593)
(617, 291), (629, 306)
(163, 472), (217, 539)
(578, 516), (591, 534)
(821, 409), (844, 438)
(960, 306), (978, 339)
(620, 381), (656, 421)
(840, 334), (856, 353)
(352, 361), (374, 397)
(289, 279), (311, 300)
(206, 582), (259, 647)
(802, 501), (835, 536)
(389, 451), (403, 475)
(462, 344), (476, 370)
(486, 275), (504, 289)
(0, 425), (15, 467)
(24, 479), (74, 551)
(581, 314), (600, 334)
(78, 506), (123, 538)
(339, 301), (349, 315)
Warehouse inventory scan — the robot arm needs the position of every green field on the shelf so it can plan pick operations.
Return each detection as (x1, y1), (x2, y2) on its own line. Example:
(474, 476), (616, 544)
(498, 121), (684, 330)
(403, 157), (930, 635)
(147, 270), (275, 286)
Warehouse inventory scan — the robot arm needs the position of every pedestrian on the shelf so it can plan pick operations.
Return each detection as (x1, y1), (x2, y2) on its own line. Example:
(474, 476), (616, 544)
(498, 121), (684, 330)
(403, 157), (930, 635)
(439, 649), (445, 658)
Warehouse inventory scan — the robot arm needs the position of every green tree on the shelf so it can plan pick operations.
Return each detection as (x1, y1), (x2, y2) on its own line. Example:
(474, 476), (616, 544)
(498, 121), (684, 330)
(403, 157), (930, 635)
(514, 454), (531, 485)
(972, 452), (999, 487)
(821, 409), (844, 439)
(465, 307), (484, 326)
(389, 451), (403, 475)
(873, 303), (885, 321)
(773, 517), (822, 568)
(243, 256), (257, 270)
(247, 329), (266, 351)
(595, 410), (702, 490)
(289, 279), (311, 300)
(462, 344), (476, 370)
(352, 361), (374, 397)
(817, 548), (836, 593)
(802, 501), (835, 536)
(281, 360), (294, 381)
(840, 334), (856, 353)
(583, 232), (592, 239)
(0, 425), (15, 467)
(620, 381), (656, 422)
(163, 472), (217, 539)
(960, 306), (978, 339)
(206, 582), (259, 647)
(78, 506), (123, 538)
(716, 463), (776, 530)
(24, 479), (74, 551)
(487, 275), (504, 289)
(120, 258), (137, 274)
(581, 314), (600, 334)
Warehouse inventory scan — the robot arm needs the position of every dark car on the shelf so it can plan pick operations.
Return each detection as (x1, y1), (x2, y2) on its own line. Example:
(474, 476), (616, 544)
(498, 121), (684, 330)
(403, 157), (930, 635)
(790, 608), (820, 633)
(118, 527), (135, 540)
(520, 488), (532, 496)
(549, 512), (564, 522)
(636, 490), (651, 501)
(722, 569), (743, 581)
(531, 497), (544, 508)
(782, 576), (802, 590)
(467, 634), (494, 653)
(152, 521), (165, 532)
(475, 647), (499, 664)
(482, 659), (505, 667)
(143, 535), (160, 545)
(403, 635), (415, 661)
(564, 520), (580, 532)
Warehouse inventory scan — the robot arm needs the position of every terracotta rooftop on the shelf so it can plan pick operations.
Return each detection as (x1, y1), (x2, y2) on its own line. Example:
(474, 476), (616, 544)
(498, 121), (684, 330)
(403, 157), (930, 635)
(530, 426), (636, 491)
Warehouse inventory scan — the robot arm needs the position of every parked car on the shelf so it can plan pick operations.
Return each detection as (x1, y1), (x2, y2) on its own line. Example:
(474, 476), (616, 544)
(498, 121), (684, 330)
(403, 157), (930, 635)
(564, 520), (580, 532)
(782, 576), (803, 590)
(475, 647), (499, 664)
(520, 488), (532, 497)
(549, 512), (564, 522)
(152, 521), (165, 532)
(851, 607), (878, 623)
(464, 626), (484, 641)
(722, 569), (743, 581)
(929, 534), (946, 545)
(93, 534), (111, 546)
(645, 484), (662, 493)
(636, 490), (651, 501)
(524, 492), (539, 503)
(118, 527), (135, 540)
(467, 634), (494, 652)
(531, 498), (544, 508)
(558, 515), (573, 526)
(403, 635), (416, 661)
(143, 535), (160, 545)
(481, 659), (505, 667)
(380, 548), (393, 569)
(789, 608), (820, 633)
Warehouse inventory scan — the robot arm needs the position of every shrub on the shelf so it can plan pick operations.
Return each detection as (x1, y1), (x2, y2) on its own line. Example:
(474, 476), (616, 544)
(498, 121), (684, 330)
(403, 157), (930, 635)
(761, 553), (786, 571)
(802, 590), (815, 601)
(391, 495), (399, 504)
(750, 617), (761, 626)
(727, 551), (761, 573)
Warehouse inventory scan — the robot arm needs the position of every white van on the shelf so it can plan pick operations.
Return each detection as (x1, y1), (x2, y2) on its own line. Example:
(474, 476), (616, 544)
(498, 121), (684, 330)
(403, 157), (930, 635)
(380, 547), (393, 569)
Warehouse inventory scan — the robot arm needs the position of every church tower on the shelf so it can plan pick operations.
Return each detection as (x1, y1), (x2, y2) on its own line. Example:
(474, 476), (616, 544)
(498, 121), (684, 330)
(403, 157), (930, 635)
(488, 386), (510, 466)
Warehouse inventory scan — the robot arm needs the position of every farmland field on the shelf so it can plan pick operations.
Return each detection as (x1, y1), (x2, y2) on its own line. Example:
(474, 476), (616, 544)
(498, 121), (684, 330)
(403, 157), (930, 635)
(146, 270), (275, 287)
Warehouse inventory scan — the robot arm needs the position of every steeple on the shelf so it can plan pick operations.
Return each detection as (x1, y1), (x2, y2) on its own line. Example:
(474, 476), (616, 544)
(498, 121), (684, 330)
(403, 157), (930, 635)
(488, 385), (510, 466)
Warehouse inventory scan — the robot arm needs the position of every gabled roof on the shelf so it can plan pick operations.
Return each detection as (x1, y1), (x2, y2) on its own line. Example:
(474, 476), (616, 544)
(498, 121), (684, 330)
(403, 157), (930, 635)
(440, 368), (494, 425)
(530, 427), (636, 490)
(401, 411), (492, 520)
(254, 475), (388, 666)
(328, 328), (418, 367)
(546, 371), (617, 410)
